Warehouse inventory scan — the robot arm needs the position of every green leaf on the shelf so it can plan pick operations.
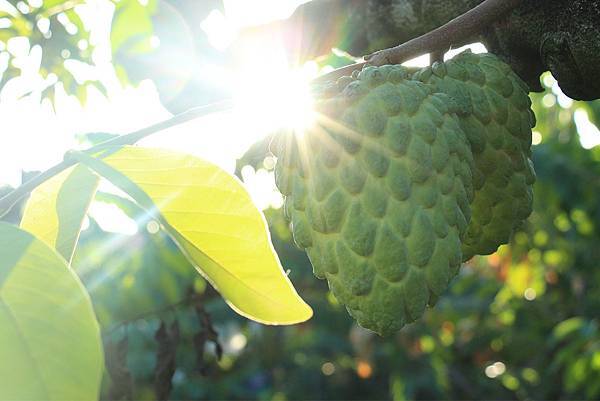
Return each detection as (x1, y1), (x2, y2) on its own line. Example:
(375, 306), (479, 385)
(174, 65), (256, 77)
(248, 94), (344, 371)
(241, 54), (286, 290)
(70, 146), (313, 325)
(552, 317), (585, 342)
(0, 222), (102, 400)
(20, 165), (99, 263)
(41, 0), (73, 9)
(110, 0), (156, 54)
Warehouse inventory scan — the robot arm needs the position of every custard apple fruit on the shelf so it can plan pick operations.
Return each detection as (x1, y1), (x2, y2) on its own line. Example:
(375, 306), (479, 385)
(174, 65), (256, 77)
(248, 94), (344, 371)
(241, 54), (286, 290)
(412, 51), (536, 260)
(273, 65), (474, 335)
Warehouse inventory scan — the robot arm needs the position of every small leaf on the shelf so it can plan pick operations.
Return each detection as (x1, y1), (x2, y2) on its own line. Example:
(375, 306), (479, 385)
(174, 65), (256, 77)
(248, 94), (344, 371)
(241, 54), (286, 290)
(20, 164), (99, 263)
(70, 146), (313, 325)
(0, 222), (103, 400)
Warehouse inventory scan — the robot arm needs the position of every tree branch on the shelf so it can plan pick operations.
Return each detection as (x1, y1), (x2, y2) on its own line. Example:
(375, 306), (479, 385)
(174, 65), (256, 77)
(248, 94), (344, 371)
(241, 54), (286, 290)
(365, 0), (522, 65)
(312, 0), (523, 85)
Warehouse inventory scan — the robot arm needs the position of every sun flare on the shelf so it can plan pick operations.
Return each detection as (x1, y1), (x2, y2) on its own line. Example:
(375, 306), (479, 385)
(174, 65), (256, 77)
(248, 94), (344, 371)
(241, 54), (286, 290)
(232, 65), (317, 137)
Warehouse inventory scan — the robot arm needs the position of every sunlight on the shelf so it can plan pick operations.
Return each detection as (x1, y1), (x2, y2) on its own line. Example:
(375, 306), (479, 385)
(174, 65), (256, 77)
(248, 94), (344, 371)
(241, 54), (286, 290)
(202, 0), (317, 136)
(141, 3), (317, 176)
(574, 108), (600, 149)
(241, 165), (284, 210)
(140, 49), (317, 179)
(200, 9), (237, 51)
(231, 59), (316, 137)
(444, 42), (488, 60)
(88, 200), (138, 235)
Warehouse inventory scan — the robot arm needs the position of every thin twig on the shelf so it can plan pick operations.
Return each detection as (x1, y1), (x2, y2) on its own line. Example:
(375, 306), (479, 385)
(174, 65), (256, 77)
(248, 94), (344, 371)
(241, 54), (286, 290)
(312, 0), (522, 85)
(0, 100), (234, 218)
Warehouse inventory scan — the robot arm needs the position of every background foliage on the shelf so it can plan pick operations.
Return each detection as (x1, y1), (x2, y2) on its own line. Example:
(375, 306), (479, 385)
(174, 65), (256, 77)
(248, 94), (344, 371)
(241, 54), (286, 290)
(2, 0), (600, 400)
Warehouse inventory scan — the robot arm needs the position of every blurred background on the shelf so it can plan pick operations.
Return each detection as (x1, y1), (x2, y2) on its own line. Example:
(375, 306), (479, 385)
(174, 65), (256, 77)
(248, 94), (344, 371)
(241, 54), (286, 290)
(1, 0), (600, 399)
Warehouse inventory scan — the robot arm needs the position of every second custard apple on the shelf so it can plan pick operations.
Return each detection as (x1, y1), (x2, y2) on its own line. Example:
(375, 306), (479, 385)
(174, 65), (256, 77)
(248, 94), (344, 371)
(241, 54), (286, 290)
(273, 65), (474, 335)
(413, 51), (536, 260)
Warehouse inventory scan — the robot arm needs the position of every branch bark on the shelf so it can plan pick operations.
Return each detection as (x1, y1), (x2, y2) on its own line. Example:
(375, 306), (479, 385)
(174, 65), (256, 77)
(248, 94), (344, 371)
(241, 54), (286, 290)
(365, 0), (522, 65)
(312, 0), (522, 85)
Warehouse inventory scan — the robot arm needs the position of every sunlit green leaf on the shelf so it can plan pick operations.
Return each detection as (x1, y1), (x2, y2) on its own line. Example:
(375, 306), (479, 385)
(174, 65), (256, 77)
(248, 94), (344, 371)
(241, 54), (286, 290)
(110, 0), (156, 54)
(11, 16), (33, 36)
(0, 222), (102, 400)
(42, 0), (73, 9)
(70, 146), (313, 325)
(20, 164), (99, 263)
(553, 317), (585, 341)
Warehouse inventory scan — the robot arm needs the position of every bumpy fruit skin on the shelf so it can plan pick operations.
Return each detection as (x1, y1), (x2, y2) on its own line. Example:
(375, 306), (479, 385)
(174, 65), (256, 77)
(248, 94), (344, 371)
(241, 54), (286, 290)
(273, 65), (474, 335)
(413, 51), (536, 260)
